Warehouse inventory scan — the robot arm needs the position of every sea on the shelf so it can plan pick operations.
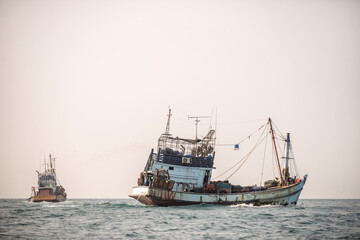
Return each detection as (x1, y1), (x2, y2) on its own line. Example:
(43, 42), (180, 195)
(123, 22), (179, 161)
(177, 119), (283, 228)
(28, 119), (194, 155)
(0, 199), (359, 239)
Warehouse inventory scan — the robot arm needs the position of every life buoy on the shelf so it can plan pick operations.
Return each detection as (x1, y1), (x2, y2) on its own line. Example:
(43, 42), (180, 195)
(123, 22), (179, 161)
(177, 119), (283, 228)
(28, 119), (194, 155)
(156, 169), (170, 179)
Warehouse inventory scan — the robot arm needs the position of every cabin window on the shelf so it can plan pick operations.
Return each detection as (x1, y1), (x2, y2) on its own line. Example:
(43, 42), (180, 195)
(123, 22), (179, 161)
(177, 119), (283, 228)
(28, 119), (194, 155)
(39, 180), (51, 187)
(169, 166), (174, 170)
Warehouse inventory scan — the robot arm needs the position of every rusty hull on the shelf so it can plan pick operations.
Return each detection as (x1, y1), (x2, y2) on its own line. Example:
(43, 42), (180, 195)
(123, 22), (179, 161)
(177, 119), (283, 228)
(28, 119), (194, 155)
(31, 194), (66, 202)
(129, 175), (308, 207)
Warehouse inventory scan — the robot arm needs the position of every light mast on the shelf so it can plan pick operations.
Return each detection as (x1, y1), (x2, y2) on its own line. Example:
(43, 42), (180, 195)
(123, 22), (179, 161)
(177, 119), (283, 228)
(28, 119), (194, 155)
(165, 107), (172, 135)
(283, 133), (291, 183)
(269, 118), (284, 185)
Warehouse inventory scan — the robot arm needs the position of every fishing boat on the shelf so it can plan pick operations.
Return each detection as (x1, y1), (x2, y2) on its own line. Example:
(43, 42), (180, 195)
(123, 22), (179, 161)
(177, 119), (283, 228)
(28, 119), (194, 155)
(129, 109), (308, 206)
(28, 154), (67, 202)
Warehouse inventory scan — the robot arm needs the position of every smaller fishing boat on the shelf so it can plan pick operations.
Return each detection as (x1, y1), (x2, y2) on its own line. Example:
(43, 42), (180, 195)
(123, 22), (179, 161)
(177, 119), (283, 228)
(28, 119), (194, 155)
(28, 154), (67, 202)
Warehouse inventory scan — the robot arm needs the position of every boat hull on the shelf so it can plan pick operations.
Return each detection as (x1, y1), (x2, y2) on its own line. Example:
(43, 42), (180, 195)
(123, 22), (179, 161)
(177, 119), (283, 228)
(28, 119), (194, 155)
(129, 175), (307, 206)
(30, 194), (66, 202)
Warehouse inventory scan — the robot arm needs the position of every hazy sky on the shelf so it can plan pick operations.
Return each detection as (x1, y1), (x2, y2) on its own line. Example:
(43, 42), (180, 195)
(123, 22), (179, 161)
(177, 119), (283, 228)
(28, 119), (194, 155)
(1, 0), (359, 199)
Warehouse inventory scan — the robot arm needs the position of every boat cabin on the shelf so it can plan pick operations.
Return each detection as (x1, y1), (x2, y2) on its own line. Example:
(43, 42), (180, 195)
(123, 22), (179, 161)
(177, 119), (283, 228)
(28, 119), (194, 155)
(140, 127), (216, 192)
(38, 174), (57, 195)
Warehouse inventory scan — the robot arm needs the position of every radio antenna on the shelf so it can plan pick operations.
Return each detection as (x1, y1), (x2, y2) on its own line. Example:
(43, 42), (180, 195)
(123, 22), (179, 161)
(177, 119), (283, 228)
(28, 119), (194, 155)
(188, 115), (210, 140)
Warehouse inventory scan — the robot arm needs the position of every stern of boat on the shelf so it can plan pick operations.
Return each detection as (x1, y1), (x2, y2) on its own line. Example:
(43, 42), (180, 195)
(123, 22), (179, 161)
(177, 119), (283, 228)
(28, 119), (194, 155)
(32, 195), (58, 202)
(129, 186), (154, 205)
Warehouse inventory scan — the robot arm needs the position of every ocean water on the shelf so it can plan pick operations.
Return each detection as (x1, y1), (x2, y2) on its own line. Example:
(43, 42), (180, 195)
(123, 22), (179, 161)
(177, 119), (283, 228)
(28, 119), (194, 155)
(0, 199), (359, 239)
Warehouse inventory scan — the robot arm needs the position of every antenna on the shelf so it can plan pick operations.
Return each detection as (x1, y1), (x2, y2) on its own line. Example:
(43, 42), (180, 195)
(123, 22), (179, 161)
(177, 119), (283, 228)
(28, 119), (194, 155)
(165, 107), (172, 135)
(49, 154), (53, 170)
(49, 154), (56, 174)
(215, 107), (217, 141)
(53, 156), (56, 173)
(209, 107), (214, 131)
(188, 115), (210, 140)
(43, 156), (46, 172)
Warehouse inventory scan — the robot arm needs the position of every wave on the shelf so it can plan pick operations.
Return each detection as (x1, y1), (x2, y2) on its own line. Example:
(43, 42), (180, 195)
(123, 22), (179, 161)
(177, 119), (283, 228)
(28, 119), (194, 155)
(82, 201), (146, 209)
(229, 203), (279, 208)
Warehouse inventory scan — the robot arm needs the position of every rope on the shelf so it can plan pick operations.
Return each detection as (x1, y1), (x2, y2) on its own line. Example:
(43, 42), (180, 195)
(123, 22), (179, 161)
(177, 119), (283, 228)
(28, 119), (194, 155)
(271, 139), (275, 178)
(260, 133), (268, 185)
(212, 118), (295, 182)
(212, 124), (268, 180)
(276, 137), (285, 163)
(224, 130), (269, 180)
(217, 118), (267, 125)
(272, 121), (286, 140)
(216, 124), (265, 147)
(290, 144), (300, 177)
(212, 157), (246, 180)
(55, 175), (61, 187)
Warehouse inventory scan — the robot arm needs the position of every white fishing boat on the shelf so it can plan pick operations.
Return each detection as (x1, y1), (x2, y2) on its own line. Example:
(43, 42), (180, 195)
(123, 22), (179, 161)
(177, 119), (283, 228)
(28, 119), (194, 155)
(129, 109), (308, 206)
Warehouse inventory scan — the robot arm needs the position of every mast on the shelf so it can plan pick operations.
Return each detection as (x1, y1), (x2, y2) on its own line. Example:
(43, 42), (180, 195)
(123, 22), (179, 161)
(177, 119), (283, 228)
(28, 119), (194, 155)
(165, 107), (172, 135)
(283, 133), (291, 182)
(285, 133), (291, 168)
(53, 156), (56, 174)
(269, 118), (284, 184)
(49, 154), (53, 171)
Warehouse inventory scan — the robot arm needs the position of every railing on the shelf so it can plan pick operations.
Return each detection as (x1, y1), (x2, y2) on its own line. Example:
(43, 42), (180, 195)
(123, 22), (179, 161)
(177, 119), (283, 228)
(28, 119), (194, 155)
(158, 153), (214, 168)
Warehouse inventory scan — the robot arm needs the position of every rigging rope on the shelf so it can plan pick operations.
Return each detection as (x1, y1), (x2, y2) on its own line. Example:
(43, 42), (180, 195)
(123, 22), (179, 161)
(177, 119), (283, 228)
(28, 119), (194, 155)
(271, 138), (275, 179)
(213, 118), (296, 182)
(224, 130), (270, 180)
(216, 124), (265, 147)
(212, 124), (268, 180)
(216, 118), (267, 125)
(260, 132), (268, 185)
(272, 121), (286, 140)
(276, 137), (285, 164)
(290, 144), (300, 177)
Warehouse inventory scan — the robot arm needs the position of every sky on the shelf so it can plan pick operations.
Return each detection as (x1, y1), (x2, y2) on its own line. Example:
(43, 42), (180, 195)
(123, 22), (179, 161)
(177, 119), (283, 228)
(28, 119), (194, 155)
(0, 0), (359, 199)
